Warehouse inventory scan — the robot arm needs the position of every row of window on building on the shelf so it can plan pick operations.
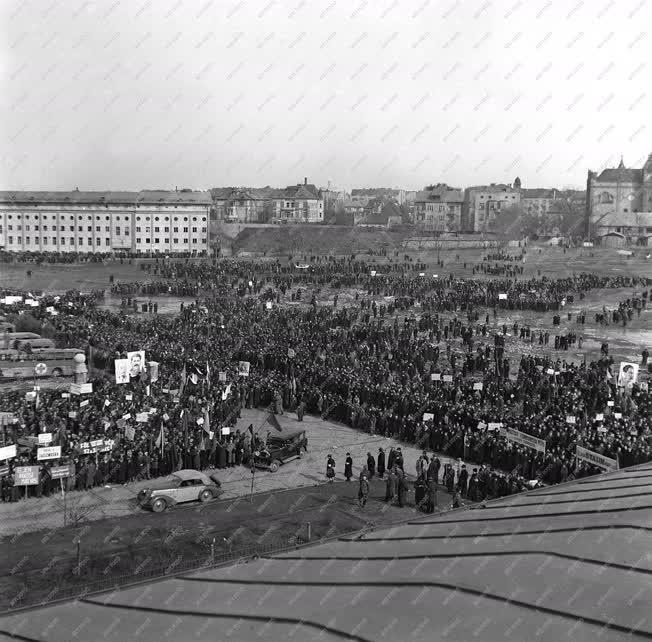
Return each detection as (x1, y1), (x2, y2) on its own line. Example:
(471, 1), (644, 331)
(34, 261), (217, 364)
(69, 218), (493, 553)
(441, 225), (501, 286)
(3, 237), (207, 246)
(2, 214), (207, 222)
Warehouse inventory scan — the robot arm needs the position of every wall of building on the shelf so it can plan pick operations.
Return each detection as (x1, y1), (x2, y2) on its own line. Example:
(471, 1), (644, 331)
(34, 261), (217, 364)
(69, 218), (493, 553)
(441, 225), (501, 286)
(0, 203), (210, 253)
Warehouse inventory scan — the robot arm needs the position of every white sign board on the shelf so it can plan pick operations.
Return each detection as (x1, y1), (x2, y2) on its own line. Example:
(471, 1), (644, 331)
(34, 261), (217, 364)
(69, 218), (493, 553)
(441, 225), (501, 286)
(0, 444), (17, 460)
(37, 446), (61, 461)
(38, 433), (53, 445)
(575, 446), (618, 471)
(503, 427), (546, 453)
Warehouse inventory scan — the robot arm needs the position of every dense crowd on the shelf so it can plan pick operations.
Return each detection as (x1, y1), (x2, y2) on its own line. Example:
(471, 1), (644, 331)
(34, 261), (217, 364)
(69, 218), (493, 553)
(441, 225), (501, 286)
(0, 258), (650, 506)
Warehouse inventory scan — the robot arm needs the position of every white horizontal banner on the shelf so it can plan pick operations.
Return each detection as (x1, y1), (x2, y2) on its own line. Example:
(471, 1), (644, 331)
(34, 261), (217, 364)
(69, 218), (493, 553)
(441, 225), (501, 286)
(503, 427), (546, 453)
(575, 446), (618, 471)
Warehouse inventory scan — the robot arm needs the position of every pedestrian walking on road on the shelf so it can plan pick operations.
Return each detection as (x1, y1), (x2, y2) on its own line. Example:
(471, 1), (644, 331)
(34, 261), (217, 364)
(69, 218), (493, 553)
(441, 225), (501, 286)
(384, 468), (396, 503)
(366, 452), (375, 479)
(358, 474), (369, 508)
(377, 448), (385, 479)
(326, 454), (335, 483)
(344, 453), (353, 481)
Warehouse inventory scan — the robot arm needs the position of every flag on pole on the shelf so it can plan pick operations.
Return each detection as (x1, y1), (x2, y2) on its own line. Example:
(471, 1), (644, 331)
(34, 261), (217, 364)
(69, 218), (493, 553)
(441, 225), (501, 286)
(203, 407), (211, 435)
(181, 409), (189, 451)
(221, 383), (232, 401)
(155, 422), (165, 450)
(179, 365), (187, 396)
(265, 413), (283, 432)
(206, 362), (210, 387)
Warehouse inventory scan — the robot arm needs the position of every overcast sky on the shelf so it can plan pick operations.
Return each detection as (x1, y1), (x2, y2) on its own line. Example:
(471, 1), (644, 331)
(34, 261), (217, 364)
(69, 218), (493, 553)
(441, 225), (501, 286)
(1, 0), (650, 192)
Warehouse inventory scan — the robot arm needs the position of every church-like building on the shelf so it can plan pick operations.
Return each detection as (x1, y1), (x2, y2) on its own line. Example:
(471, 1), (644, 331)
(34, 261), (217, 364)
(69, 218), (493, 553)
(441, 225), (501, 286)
(586, 154), (652, 246)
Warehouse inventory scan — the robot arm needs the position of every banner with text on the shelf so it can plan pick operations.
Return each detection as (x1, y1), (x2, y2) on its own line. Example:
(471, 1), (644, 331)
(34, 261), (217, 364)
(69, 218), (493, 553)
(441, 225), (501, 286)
(575, 446), (618, 471)
(503, 427), (547, 453)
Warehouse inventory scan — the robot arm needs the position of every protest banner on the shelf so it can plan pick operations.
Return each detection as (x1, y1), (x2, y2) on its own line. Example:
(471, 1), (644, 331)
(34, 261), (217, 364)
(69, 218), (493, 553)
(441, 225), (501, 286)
(595, 413), (604, 421)
(0, 444), (17, 460)
(430, 373), (440, 381)
(114, 358), (130, 384)
(423, 413), (434, 422)
(575, 445), (618, 471)
(135, 412), (149, 423)
(487, 422), (503, 431)
(477, 421), (487, 430)
(566, 416), (576, 424)
(90, 439), (103, 449)
(15, 466), (39, 486)
(70, 383), (93, 395)
(266, 302), (272, 310)
(0, 412), (16, 426)
(498, 293), (507, 300)
(80, 400), (89, 407)
(442, 374), (453, 382)
(49, 465), (70, 480)
(218, 372), (226, 382)
(503, 427), (546, 453)
(37, 446), (61, 461)
(370, 270), (376, 276)
(607, 400), (614, 407)
(148, 361), (159, 383)
(473, 382), (483, 391)
(221, 426), (231, 435)
(614, 412), (622, 419)
(238, 361), (250, 377)
(125, 394), (133, 401)
(617, 362), (639, 389)
(127, 351), (146, 379)
(99, 439), (114, 452)
(38, 433), (53, 445)
(125, 426), (136, 441)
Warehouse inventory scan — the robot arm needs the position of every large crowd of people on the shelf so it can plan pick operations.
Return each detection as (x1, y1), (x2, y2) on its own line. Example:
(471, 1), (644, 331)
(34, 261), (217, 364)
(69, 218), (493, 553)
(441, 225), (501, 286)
(0, 255), (650, 508)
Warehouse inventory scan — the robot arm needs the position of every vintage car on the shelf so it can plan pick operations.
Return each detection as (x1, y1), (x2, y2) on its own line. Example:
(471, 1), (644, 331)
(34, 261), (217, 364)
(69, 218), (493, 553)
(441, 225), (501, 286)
(252, 429), (308, 472)
(137, 469), (222, 512)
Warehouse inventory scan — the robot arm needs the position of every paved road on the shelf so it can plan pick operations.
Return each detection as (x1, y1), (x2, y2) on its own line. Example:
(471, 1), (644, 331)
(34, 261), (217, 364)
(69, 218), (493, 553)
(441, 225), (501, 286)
(0, 409), (461, 537)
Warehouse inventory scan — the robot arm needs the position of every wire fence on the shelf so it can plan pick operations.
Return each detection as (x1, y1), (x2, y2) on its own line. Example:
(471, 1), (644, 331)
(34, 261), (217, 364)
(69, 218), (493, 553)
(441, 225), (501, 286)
(3, 533), (315, 613)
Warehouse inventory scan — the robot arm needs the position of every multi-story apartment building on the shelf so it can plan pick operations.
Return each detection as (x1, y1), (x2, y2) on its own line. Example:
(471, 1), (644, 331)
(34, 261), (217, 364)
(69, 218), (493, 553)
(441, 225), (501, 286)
(414, 185), (464, 232)
(269, 180), (323, 223)
(462, 184), (521, 232)
(586, 154), (652, 244)
(0, 189), (211, 253)
(211, 179), (323, 224)
(211, 187), (274, 223)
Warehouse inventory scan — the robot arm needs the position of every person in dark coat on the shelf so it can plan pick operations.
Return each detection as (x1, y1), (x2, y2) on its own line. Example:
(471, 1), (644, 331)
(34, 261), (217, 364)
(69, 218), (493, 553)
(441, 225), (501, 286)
(384, 468), (396, 502)
(426, 478), (437, 513)
(394, 448), (404, 471)
(444, 464), (455, 493)
(428, 456), (440, 484)
(467, 469), (480, 502)
(414, 476), (426, 511)
(326, 455), (335, 482)
(216, 441), (227, 469)
(366, 452), (375, 479)
(344, 453), (353, 481)
(457, 464), (468, 497)
(387, 447), (396, 471)
(396, 468), (407, 507)
(358, 473), (369, 507)
(377, 448), (386, 479)
(296, 400), (305, 422)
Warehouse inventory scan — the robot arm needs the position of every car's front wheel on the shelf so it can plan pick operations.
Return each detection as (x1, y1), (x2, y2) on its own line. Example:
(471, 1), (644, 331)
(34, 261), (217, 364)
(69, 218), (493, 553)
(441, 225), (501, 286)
(151, 498), (167, 513)
(269, 460), (280, 472)
(199, 489), (213, 502)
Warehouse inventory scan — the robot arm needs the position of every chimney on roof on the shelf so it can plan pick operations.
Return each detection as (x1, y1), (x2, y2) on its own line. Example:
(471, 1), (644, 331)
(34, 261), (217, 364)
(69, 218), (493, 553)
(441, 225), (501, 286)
(304, 177), (307, 185)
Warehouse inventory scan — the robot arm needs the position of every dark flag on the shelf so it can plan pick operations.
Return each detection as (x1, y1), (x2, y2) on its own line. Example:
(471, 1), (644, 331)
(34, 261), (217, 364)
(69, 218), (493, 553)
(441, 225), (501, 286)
(265, 413), (283, 432)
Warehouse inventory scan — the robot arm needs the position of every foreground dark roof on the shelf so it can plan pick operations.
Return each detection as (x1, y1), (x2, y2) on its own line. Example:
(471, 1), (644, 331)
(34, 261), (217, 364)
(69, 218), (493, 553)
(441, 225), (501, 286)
(2, 463), (650, 641)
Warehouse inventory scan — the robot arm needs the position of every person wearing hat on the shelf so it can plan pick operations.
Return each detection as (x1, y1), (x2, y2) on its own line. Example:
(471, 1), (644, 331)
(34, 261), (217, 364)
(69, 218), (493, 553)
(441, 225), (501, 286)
(344, 453), (353, 482)
(457, 464), (468, 497)
(377, 447), (386, 479)
(326, 454), (335, 483)
(358, 472), (369, 508)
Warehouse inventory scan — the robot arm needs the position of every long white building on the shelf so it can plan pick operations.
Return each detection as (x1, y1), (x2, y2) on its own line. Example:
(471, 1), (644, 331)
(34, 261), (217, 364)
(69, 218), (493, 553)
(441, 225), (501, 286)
(0, 190), (212, 254)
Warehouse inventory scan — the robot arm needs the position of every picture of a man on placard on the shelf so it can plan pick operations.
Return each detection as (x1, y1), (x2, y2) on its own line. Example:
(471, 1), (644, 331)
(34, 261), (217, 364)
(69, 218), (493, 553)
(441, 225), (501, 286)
(617, 362), (638, 389)
(114, 358), (130, 384)
(127, 351), (146, 379)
